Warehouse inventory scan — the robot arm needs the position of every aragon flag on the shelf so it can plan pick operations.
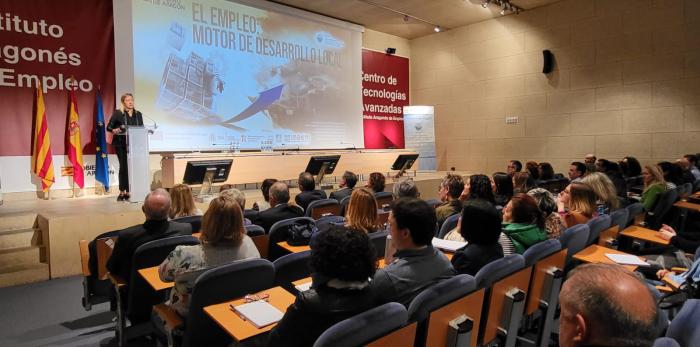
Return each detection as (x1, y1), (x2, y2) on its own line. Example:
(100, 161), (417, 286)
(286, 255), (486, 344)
(31, 84), (55, 192)
(67, 87), (84, 188)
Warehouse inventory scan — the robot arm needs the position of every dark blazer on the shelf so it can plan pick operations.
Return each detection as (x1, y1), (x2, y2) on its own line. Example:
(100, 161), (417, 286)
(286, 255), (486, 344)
(295, 190), (327, 211)
(329, 187), (353, 202)
(253, 203), (304, 232)
(106, 219), (191, 281)
(106, 109), (144, 148)
(267, 283), (378, 347)
(451, 243), (504, 276)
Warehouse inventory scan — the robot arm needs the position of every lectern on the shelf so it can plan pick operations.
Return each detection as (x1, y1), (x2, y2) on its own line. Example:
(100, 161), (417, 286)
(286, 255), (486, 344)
(127, 127), (150, 203)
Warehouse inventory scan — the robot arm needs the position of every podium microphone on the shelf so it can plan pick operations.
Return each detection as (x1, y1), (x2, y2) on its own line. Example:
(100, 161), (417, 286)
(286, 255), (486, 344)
(142, 113), (159, 129)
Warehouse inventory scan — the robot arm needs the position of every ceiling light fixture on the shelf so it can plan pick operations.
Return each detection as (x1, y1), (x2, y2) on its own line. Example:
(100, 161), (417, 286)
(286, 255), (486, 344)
(358, 0), (447, 33)
(480, 0), (523, 15)
(434, 26), (441, 32)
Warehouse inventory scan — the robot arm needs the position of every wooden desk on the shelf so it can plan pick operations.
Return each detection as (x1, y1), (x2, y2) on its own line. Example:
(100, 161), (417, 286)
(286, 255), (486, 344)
(674, 200), (700, 213)
(138, 266), (174, 291)
(573, 245), (640, 272)
(277, 241), (311, 254)
(203, 286), (295, 342)
(620, 225), (670, 246)
(526, 249), (567, 316)
(425, 288), (485, 347)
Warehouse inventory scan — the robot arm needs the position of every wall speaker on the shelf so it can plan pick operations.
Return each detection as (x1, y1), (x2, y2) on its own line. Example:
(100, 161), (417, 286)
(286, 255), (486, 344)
(385, 47), (396, 55)
(542, 49), (554, 74)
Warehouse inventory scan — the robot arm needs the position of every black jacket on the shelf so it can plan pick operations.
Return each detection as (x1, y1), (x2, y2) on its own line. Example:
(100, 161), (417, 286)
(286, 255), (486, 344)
(451, 242), (504, 276)
(106, 219), (191, 281)
(329, 187), (353, 202)
(253, 203), (304, 232)
(295, 190), (327, 211)
(106, 109), (144, 148)
(267, 282), (378, 347)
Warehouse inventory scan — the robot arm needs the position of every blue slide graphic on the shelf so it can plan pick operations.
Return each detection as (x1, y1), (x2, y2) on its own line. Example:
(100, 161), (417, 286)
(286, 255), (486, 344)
(222, 85), (284, 126)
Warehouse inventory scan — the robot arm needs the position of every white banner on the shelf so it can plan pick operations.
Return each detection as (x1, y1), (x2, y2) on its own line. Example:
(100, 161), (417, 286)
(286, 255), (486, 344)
(403, 106), (436, 171)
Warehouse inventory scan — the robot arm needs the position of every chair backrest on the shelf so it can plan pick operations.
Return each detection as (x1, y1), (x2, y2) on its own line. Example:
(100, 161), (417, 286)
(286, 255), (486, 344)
(268, 217), (315, 261)
(305, 198), (341, 219)
(375, 191), (394, 209)
(695, 245), (700, 261)
(694, 179), (700, 193)
(437, 213), (460, 239)
(585, 214), (612, 246)
(273, 250), (312, 293)
(172, 215), (202, 233)
(245, 224), (265, 237)
(522, 239), (561, 267)
(94, 235), (118, 280)
(408, 274), (477, 323)
(666, 299), (700, 347)
(648, 188), (679, 230)
(184, 258), (275, 347)
(609, 208), (629, 230)
(339, 196), (351, 216)
(653, 337), (680, 347)
(369, 230), (389, 260)
(424, 198), (441, 209)
(127, 235), (200, 321)
(475, 254), (525, 289)
(678, 183), (693, 198)
(626, 202), (645, 228)
(558, 224), (590, 269)
(313, 302), (408, 347)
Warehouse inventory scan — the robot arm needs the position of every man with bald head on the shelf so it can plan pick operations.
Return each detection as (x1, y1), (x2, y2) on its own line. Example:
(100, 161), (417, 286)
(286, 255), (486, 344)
(107, 188), (192, 281)
(559, 263), (659, 347)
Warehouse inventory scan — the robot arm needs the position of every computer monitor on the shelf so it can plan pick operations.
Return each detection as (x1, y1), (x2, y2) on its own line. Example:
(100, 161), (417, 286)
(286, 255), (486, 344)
(182, 159), (233, 185)
(304, 155), (341, 176)
(391, 154), (419, 171)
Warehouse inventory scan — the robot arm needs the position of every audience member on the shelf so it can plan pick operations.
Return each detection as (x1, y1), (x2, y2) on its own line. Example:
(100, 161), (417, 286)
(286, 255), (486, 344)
(656, 224), (700, 255)
(581, 172), (620, 214)
(295, 172), (328, 211)
(392, 178), (420, 199)
(526, 161), (540, 181)
(636, 165), (666, 211)
(450, 200), (503, 276)
(684, 154), (700, 180)
(528, 188), (564, 239)
(107, 189), (192, 282)
(158, 197), (260, 317)
(460, 174), (496, 204)
(507, 160), (522, 176)
(584, 154), (596, 164)
(558, 264), (658, 347)
(268, 225), (378, 347)
(538, 162), (555, 181)
(219, 183), (234, 192)
(492, 172), (514, 207)
(512, 171), (534, 194)
(252, 182), (304, 231)
(253, 178), (278, 211)
(366, 172), (386, 193)
(168, 184), (202, 219)
(219, 188), (252, 225)
(601, 161), (628, 198)
(619, 156), (642, 178)
(657, 161), (682, 189)
(568, 162), (586, 182)
(345, 188), (380, 234)
(557, 182), (597, 228)
(371, 198), (455, 307)
(329, 171), (358, 202)
(500, 194), (547, 255)
(677, 157), (697, 184)
(435, 173), (464, 226)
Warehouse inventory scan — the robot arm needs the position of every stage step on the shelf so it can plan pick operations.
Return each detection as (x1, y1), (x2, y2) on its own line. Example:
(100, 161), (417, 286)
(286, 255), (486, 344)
(0, 245), (46, 266)
(0, 263), (50, 288)
(0, 213), (37, 231)
(0, 228), (42, 249)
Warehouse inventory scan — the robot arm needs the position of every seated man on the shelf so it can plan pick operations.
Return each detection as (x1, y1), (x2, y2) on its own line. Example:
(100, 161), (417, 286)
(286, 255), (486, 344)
(294, 172), (327, 211)
(253, 181), (304, 232)
(329, 170), (357, 202)
(435, 173), (464, 226)
(569, 161), (586, 183)
(507, 160), (522, 176)
(106, 188), (192, 282)
(371, 198), (455, 307)
(559, 263), (659, 347)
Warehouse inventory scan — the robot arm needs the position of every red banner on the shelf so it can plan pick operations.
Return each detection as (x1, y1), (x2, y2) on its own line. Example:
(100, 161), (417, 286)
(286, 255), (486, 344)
(362, 49), (409, 149)
(0, 0), (115, 156)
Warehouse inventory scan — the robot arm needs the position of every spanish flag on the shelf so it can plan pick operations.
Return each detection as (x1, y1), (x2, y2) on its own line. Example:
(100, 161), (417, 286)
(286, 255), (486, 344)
(67, 88), (84, 188)
(31, 84), (55, 192)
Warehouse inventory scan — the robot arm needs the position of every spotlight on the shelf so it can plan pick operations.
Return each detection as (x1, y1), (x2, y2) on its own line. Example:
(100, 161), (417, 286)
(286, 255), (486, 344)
(500, 4), (506, 15)
(482, 0), (489, 8)
(434, 26), (441, 32)
(403, 15), (409, 22)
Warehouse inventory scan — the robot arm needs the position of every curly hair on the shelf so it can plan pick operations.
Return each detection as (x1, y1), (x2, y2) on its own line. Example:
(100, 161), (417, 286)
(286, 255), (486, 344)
(468, 174), (495, 203)
(310, 224), (377, 282)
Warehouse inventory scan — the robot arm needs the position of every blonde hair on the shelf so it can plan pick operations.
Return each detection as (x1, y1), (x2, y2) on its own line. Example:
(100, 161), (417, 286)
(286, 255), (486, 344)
(169, 184), (198, 219)
(200, 197), (245, 247)
(119, 93), (134, 113)
(345, 188), (379, 234)
(219, 188), (246, 209)
(643, 164), (666, 191)
(581, 172), (619, 210)
(569, 182), (597, 217)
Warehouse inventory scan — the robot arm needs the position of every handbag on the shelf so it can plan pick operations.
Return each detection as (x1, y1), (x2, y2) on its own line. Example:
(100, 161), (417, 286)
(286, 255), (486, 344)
(286, 219), (315, 246)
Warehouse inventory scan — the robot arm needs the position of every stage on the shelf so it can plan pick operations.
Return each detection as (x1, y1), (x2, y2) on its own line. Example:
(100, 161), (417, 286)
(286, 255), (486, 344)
(0, 171), (450, 287)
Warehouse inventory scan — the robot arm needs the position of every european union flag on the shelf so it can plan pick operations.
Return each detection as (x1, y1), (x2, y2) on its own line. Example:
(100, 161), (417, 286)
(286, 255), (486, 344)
(95, 90), (109, 190)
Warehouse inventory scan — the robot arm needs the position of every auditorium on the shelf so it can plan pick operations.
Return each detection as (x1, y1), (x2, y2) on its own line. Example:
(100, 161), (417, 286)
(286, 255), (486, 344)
(0, 0), (699, 346)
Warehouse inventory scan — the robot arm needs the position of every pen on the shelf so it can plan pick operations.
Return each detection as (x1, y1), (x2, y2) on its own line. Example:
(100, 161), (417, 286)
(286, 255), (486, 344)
(229, 304), (247, 321)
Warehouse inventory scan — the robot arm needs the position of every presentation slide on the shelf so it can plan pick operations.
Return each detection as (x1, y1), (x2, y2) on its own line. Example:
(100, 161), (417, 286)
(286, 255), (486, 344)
(130, 0), (363, 151)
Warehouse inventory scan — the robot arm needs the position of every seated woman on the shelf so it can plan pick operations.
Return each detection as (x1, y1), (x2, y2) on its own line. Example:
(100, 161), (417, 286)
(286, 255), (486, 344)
(169, 184), (202, 219)
(526, 161), (540, 181)
(345, 188), (380, 234)
(460, 174), (496, 204)
(492, 172), (514, 207)
(657, 161), (683, 189)
(620, 156), (642, 178)
(537, 162), (555, 181)
(557, 182), (598, 228)
(158, 196), (260, 317)
(500, 194), (547, 255)
(366, 172), (386, 194)
(527, 188), (564, 239)
(219, 188), (252, 225)
(512, 171), (535, 194)
(450, 199), (504, 276)
(635, 165), (667, 211)
(267, 225), (378, 347)
(581, 172), (620, 215)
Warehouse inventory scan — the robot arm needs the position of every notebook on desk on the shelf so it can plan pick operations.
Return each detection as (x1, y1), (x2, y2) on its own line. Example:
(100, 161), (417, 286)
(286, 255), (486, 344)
(605, 253), (650, 267)
(432, 238), (467, 252)
(231, 301), (284, 328)
(294, 281), (312, 292)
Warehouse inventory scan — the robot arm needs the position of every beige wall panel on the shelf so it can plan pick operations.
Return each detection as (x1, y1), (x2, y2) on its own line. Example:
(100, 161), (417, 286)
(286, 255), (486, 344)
(453, 33), (525, 65)
(622, 107), (684, 133)
(362, 29), (410, 57)
(467, 99), (507, 119)
(569, 63), (623, 90)
(524, 25), (571, 52)
(412, 49), (455, 71)
(685, 22), (700, 52)
(652, 78), (700, 107)
(465, 52), (541, 81)
(594, 0), (652, 16)
(546, 136), (595, 159)
(504, 138), (548, 158)
(550, 44), (596, 69)
(595, 134), (652, 158)
(621, 2), (684, 34)
(546, 0), (596, 27)
(684, 105), (700, 132)
(485, 119), (526, 138)
(547, 89), (595, 114)
(450, 82), (486, 102)
(469, 139), (507, 157)
(413, 85), (453, 105)
(477, 76), (527, 99)
(525, 71), (570, 94)
(445, 119), (488, 140)
(505, 95), (548, 116)
(571, 15), (623, 45)
(623, 54), (684, 84)
(651, 132), (694, 158)
(685, 52), (700, 78)
(652, 25), (685, 54)
(525, 114), (571, 137)
(595, 83), (652, 111)
(596, 32), (652, 63)
(570, 110), (623, 135)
